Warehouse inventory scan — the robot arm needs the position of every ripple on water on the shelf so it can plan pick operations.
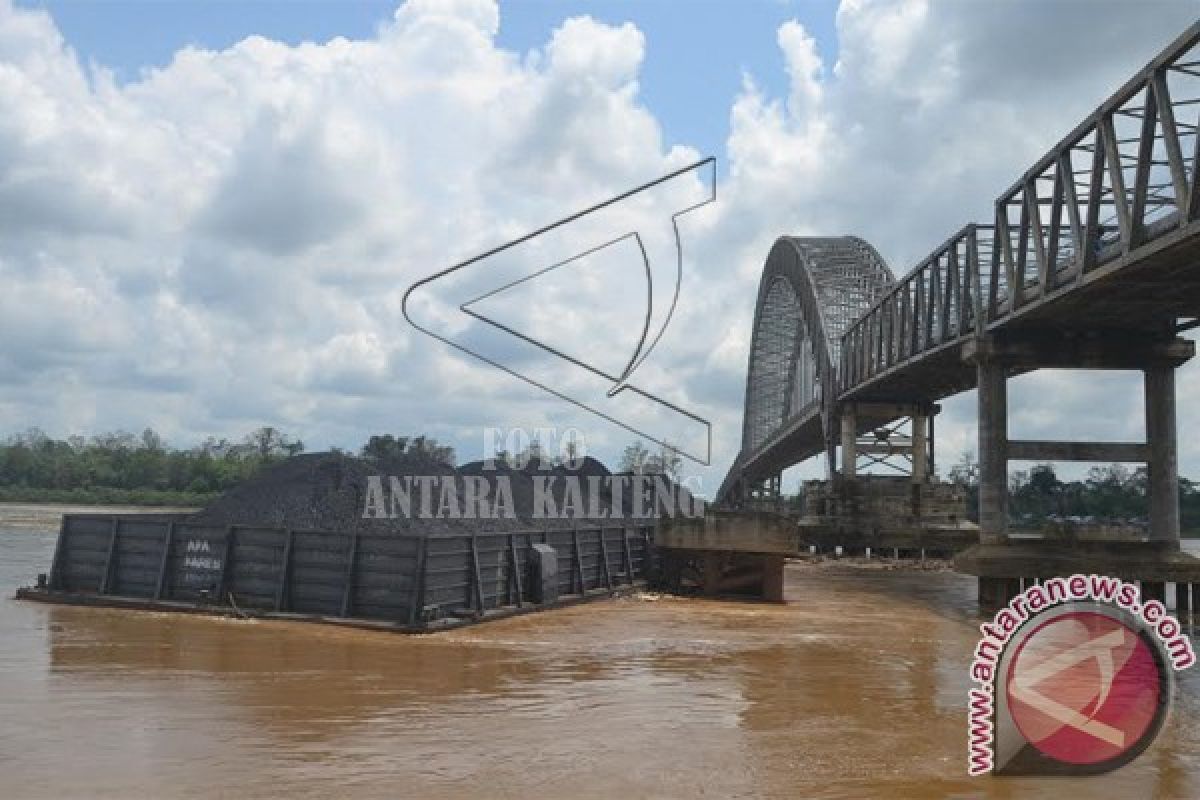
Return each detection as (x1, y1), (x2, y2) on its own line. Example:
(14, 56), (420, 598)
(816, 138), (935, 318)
(1, 524), (1198, 799)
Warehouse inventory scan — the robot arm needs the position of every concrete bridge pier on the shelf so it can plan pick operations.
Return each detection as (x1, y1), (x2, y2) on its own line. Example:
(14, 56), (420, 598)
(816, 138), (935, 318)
(1146, 364), (1179, 544)
(975, 358), (1008, 547)
(746, 474), (783, 509)
(655, 513), (793, 602)
(958, 331), (1200, 608)
(839, 402), (935, 484)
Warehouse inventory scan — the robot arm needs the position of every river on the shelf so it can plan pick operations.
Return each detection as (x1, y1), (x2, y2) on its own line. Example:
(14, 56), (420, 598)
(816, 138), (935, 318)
(1, 504), (1198, 798)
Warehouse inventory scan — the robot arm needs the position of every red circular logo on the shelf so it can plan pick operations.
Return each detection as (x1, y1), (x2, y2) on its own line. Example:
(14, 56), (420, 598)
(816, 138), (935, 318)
(1005, 611), (1164, 766)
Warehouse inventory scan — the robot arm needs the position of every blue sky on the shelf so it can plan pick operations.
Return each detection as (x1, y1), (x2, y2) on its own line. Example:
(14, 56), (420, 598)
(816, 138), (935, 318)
(16, 0), (839, 167)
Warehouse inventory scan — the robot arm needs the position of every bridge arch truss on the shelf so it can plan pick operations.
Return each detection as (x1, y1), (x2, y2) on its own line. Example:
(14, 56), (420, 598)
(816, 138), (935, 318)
(725, 237), (893, 499)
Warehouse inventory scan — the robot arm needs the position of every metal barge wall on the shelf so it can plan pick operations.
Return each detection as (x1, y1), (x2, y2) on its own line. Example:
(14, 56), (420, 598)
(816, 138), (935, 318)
(21, 515), (656, 631)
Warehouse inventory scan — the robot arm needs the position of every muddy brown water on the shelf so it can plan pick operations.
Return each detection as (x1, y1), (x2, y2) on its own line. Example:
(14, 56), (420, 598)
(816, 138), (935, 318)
(2, 504), (1198, 799)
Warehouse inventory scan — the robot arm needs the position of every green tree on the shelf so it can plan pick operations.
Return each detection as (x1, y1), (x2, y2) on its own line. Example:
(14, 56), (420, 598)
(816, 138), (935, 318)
(245, 426), (303, 462)
(620, 440), (650, 473)
(406, 435), (455, 466)
(619, 440), (682, 478)
(360, 434), (454, 467)
(361, 434), (410, 461)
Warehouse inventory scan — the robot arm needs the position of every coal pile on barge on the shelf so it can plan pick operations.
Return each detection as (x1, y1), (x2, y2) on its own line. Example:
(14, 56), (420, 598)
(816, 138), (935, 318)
(187, 451), (698, 534)
(187, 451), (462, 533)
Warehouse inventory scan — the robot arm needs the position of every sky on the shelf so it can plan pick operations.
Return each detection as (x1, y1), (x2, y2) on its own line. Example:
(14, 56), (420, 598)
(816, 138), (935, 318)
(15, 0), (839, 165)
(2, 0), (1199, 494)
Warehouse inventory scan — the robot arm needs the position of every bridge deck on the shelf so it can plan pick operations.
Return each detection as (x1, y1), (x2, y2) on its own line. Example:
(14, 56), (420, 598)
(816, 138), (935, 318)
(843, 217), (1200, 405)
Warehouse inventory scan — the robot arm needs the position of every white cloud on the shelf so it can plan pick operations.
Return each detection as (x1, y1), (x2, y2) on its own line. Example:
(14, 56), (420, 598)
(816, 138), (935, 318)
(0, 0), (1197, 492)
(0, 0), (695, 467)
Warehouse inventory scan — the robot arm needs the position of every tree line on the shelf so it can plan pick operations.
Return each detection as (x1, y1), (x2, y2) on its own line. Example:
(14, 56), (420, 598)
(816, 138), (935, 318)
(0, 427), (475, 506)
(947, 454), (1200, 533)
(0, 427), (307, 504)
(0, 427), (687, 507)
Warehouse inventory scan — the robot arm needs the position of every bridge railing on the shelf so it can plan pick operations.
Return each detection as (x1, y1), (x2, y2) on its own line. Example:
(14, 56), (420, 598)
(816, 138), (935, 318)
(838, 224), (997, 392)
(838, 23), (1200, 396)
(992, 24), (1200, 316)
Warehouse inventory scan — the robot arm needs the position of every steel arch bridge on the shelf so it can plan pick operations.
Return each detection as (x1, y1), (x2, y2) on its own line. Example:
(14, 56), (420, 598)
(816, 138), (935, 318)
(718, 21), (1200, 515)
(722, 237), (893, 500)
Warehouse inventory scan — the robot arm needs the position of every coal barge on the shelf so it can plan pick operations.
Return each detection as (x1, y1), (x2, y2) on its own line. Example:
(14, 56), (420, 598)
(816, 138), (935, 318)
(17, 452), (663, 631)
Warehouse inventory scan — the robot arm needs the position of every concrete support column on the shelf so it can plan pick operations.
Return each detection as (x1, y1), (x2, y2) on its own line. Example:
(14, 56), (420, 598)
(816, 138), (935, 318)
(977, 360), (1008, 543)
(978, 576), (1022, 609)
(1175, 583), (1190, 617)
(761, 554), (786, 603)
(1005, 577), (1023, 604)
(911, 414), (928, 484)
(1143, 581), (1167, 606)
(928, 412), (936, 477)
(840, 406), (857, 479)
(825, 424), (838, 482)
(702, 552), (722, 597)
(978, 577), (1005, 609)
(1145, 366), (1180, 545)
